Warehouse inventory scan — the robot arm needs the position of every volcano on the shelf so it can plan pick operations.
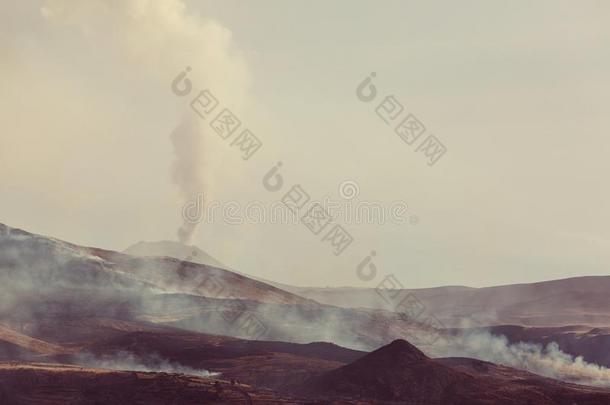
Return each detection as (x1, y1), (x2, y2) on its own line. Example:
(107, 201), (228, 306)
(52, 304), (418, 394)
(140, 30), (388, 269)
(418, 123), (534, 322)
(124, 240), (226, 269)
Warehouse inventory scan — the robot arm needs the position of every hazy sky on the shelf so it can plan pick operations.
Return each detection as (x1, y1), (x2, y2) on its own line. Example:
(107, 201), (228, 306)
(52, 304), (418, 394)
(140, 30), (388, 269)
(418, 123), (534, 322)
(1, 0), (609, 288)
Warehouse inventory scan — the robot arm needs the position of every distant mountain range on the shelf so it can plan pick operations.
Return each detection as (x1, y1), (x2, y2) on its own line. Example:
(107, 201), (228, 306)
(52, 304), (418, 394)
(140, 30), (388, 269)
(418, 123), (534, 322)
(277, 276), (610, 328)
(124, 235), (610, 331)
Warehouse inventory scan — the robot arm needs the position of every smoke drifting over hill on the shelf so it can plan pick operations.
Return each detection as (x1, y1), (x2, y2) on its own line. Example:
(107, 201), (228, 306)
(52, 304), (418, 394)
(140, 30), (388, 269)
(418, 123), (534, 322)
(432, 329), (610, 387)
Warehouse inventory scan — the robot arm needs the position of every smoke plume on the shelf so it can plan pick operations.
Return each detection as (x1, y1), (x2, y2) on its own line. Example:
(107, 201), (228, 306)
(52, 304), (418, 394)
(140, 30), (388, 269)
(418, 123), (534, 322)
(33, 0), (250, 245)
(171, 117), (206, 244)
(430, 329), (610, 387)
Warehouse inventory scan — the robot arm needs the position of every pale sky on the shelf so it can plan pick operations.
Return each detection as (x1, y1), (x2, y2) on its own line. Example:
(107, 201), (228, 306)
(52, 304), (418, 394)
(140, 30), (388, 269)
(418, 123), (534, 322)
(1, 0), (610, 288)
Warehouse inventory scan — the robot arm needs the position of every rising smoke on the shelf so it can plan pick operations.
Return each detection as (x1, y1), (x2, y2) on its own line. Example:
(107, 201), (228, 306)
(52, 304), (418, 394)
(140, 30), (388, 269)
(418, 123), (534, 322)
(170, 117), (206, 244)
(33, 0), (250, 245)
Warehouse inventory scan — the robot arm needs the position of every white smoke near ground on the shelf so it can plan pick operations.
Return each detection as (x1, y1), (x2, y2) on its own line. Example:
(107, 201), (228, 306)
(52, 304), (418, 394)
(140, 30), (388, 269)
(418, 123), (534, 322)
(7, 219), (610, 389)
(76, 351), (219, 378)
(430, 329), (610, 387)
